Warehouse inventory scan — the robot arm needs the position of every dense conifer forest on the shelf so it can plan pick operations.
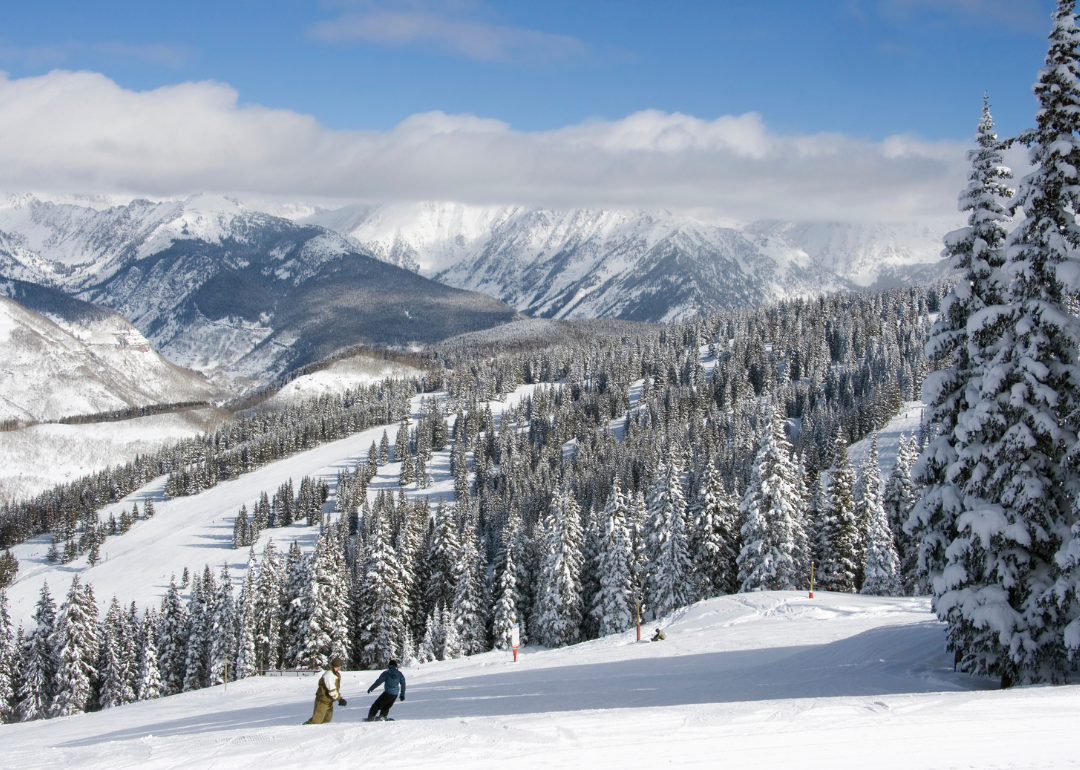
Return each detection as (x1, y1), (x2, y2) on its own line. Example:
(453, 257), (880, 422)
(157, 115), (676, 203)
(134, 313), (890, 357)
(0, 283), (944, 720)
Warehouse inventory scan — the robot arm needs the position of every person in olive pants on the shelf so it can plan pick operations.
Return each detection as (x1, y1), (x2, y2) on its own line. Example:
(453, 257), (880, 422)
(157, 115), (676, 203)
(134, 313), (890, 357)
(303, 657), (346, 724)
(366, 660), (406, 721)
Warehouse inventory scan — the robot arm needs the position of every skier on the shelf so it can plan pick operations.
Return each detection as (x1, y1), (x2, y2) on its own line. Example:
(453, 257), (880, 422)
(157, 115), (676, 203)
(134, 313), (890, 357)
(365, 659), (406, 721)
(303, 657), (347, 724)
(651, 627), (666, 642)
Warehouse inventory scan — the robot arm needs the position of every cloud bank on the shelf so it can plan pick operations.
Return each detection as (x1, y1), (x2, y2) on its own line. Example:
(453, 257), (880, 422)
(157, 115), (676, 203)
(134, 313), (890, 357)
(0, 69), (972, 222)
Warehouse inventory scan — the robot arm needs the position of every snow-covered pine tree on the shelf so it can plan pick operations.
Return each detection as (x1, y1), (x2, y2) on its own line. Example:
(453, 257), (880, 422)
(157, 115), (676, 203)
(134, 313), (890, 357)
(51, 576), (98, 716)
(936, 9), (1080, 685)
(908, 93), (1016, 604)
(691, 463), (740, 598)
(136, 608), (162, 701)
(299, 533), (349, 669)
(883, 434), (919, 591)
(590, 485), (636, 636)
(97, 598), (127, 709)
(209, 564), (236, 686)
(491, 511), (523, 650)
(736, 411), (807, 592)
(17, 582), (57, 721)
(157, 577), (187, 696)
(235, 553), (258, 679)
(356, 513), (408, 669)
(379, 430), (391, 465)
(818, 432), (860, 593)
(0, 590), (14, 723)
(441, 603), (461, 660)
(451, 518), (489, 656)
(422, 499), (459, 621)
(534, 486), (584, 648)
(143, 497), (155, 519)
(182, 569), (215, 692)
(254, 539), (284, 671)
(644, 458), (693, 615)
(233, 505), (250, 549)
(281, 542), (311, 669)
(859, 436), (901, 596)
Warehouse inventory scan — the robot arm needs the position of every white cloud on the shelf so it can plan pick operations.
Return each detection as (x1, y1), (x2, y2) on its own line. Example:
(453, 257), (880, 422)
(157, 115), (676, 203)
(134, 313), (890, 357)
(0, 69), (972, 223)
(309, 9), (587, 64)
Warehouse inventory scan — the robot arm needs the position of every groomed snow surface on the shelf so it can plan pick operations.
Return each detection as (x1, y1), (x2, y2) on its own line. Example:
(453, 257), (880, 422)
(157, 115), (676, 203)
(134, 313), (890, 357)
(4, 591), (1077, 770)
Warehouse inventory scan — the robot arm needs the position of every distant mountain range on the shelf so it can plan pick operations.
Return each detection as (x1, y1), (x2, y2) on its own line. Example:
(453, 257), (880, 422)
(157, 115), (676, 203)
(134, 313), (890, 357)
(0, 283), (222, 423)
(0, 194), (520, 388)
(300, 201), (957, 322)
(0, 193), (957, 393)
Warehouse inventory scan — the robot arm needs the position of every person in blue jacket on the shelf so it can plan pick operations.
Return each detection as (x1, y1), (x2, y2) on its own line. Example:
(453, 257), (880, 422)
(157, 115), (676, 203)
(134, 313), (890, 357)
(366, 659), (406, 721)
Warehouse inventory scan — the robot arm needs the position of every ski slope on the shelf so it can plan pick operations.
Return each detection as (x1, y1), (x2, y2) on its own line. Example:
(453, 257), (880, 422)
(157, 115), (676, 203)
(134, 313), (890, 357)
(2, 591), (1075, 770)
(4, 385), (546, 627)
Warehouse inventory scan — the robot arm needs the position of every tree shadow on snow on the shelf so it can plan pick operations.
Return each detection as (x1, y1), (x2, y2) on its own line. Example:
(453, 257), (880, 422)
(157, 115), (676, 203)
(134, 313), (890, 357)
(60, 622), (996, 746)
(396, 622), (995, 720)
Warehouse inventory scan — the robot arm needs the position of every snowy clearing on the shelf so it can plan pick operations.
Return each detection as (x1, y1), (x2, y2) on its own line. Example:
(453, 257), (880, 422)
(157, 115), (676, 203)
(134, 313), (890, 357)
(0, 407), (231, 505)
(2, 591), (1074, 770)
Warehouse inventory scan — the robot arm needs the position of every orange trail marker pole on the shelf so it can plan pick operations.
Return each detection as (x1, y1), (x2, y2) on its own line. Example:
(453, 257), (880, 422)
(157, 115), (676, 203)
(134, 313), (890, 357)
(809, 562), (815, 599)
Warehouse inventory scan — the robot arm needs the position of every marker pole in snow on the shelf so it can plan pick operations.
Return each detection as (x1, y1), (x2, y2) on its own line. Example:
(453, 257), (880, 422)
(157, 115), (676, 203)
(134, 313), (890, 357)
(511, 622), (520, 663)
(636, 598), (641, 642)
(809, 562), (815, 599)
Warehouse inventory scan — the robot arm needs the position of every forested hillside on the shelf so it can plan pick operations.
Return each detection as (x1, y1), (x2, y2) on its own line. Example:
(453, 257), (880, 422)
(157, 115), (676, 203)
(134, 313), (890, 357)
(0, 283), (942, 719)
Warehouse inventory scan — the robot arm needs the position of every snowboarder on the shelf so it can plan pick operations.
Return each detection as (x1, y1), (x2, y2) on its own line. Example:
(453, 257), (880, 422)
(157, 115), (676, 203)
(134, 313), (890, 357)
(303, 657), (347, 724)
(651, 627), (666, 642)
(366, 659), (406, 721)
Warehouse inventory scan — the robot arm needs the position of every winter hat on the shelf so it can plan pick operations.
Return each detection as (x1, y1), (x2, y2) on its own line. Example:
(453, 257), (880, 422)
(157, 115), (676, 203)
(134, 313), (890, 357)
(389, 659), (399, 668)
(331, 657), (344, 669)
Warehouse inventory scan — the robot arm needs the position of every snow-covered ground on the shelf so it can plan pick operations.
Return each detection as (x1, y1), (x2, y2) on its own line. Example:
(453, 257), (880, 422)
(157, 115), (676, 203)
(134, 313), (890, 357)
(849, 400), (925, 478)
(260, 354), (424, 410)
(0, 407), (232, 505)
(4, 385), (544, 627)
(3, 591), (1075, 770)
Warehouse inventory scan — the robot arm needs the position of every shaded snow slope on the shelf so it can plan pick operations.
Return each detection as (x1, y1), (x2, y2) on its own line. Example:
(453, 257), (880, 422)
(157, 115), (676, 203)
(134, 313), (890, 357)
(2, 591), (1072, 770)
(0, 295), (220, 422)
(0, 407), (231, 505)
(260, 353), (424, 410)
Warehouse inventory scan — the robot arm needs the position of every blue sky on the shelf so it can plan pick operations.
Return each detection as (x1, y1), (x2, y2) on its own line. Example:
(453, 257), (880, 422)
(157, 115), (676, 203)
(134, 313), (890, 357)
(0, 1), (1059, 219)
(1, 0), (1055, 138)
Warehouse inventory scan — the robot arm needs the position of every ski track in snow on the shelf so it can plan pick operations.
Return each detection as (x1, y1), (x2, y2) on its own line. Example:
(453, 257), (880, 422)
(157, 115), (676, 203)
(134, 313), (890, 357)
(2, 592), (1075, 770)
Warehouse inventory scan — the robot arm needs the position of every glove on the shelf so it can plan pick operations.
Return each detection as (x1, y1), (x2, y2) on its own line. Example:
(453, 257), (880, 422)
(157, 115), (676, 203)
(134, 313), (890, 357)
(367, 687), (374, 694)
(399, 694), (405, 701)
(338, 698), (347, 707)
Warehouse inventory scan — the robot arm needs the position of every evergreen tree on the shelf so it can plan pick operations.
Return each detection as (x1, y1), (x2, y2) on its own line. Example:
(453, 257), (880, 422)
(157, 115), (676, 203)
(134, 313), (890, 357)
(143, 497), (155, 519)
(210, 564), (236, 685)
(736, 411), (806, 592)
(136, 608), (162, 701)
(491, 512), (523, 650)
(51, 576), (98, 716)
(281, 542), (310, 668)
(0, 590), (14, 723)
(644, 459), (693, 615)
(357, 514), (408, 668)
(691, 464), (739, 597)
(18, 582), (57, 721)
(934, 9), (1080, 685)
(534, 486), (584, 647)
(452, 519), (488, 656)
(818, 432), (860, 593)
(235, 553), (258, 680)
(97, 598), (128, 709)
(300, 533), (350, 669)
(254, 540), (284, 671)
(157, 577), (187, 696)
(883, 434), (919, 591)
(590, 486), (636, 636)
(859, 437), (901, 596)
